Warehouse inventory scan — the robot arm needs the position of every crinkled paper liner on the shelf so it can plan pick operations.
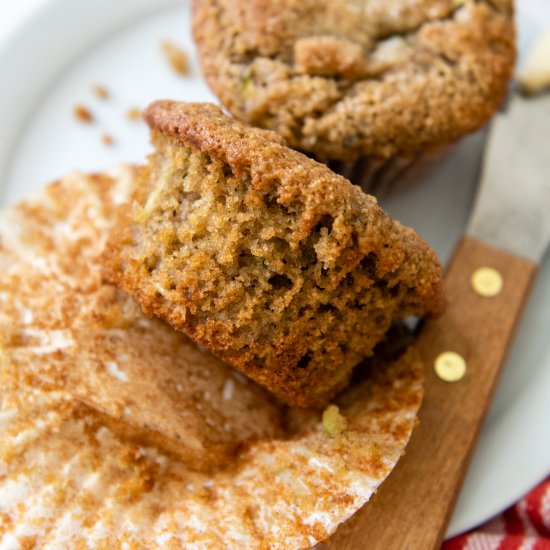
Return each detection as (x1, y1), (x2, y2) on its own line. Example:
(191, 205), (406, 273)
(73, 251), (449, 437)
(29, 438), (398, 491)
(0, 167), (423, 549)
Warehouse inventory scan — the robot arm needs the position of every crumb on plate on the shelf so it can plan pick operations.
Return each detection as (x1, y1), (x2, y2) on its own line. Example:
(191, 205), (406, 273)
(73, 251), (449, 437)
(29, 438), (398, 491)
(92, 84), (109, 100)
(73, 104), (94, 123)
(101, 133), (114, 146)
(519, 31), (550, 96)
(161, 41), (189, 76)
(126, 107), (142, 121)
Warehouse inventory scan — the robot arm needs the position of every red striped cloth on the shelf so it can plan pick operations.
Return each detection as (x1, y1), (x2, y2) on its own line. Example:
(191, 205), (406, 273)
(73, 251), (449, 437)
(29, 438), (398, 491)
(443, 478), (550, 550)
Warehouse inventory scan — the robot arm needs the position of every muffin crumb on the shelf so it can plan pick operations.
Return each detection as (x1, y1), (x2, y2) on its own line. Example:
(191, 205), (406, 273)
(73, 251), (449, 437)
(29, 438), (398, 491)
(126, 107), (142, 121)
(161, 41), (189, 76)
(322, 405), (347, 438)
(73, 104), (94, 123)
(92, 84), (109, 100)
(101, 133), (114, 146)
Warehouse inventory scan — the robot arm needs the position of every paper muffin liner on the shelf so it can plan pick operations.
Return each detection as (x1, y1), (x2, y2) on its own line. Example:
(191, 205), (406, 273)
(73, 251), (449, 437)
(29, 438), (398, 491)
(0, 165), (426, 549)
(328, 147), (450, 197)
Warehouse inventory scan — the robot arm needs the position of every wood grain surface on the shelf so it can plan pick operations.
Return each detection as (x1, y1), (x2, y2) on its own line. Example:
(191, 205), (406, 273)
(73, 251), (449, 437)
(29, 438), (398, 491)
(327, 237), (538, 550)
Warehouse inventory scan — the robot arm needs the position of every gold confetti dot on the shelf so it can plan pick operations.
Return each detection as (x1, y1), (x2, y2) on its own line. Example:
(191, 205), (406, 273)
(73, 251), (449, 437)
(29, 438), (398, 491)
(471, 267), (503, 298)
(434, 351), (466, 383)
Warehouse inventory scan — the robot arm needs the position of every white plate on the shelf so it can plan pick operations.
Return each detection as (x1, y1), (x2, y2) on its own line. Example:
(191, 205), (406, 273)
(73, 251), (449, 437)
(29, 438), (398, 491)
(0, 0), (548, 539)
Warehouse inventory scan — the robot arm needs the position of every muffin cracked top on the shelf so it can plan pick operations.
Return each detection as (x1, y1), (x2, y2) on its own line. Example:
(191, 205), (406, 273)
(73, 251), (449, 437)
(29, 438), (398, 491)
(193, 0), (515, 162)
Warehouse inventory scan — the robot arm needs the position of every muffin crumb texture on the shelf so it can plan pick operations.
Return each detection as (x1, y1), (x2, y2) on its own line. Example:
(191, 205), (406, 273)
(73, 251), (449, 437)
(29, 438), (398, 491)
(193, 0), (516, 162)
(105, 101), (445, 408)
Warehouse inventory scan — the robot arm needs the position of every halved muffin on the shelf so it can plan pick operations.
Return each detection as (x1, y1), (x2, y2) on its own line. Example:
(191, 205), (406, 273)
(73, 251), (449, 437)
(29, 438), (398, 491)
(104, 101), (445, 408)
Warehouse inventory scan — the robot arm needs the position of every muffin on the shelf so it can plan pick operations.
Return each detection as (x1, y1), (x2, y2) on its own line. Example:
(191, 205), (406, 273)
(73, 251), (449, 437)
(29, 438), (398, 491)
(192, 0), (516, 191)
(104, 101), (445, 408)
(0, 163), (425, 548)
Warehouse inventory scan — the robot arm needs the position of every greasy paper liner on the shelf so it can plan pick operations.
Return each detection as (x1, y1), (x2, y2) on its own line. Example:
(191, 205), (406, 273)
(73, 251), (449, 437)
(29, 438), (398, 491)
(0, 167), (423, 549)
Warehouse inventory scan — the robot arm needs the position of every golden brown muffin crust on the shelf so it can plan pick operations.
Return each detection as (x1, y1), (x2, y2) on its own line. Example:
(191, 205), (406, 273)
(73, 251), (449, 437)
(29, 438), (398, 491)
(193, 0), (516, 161)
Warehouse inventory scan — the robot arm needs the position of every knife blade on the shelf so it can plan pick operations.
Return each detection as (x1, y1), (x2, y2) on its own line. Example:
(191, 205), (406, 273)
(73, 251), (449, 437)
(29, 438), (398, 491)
(468, 94), (550, 263)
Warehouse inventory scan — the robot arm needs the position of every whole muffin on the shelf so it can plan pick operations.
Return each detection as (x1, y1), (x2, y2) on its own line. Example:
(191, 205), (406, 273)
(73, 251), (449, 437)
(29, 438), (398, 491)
(192, 0), (516, 189)
(104, 101), (445, 408)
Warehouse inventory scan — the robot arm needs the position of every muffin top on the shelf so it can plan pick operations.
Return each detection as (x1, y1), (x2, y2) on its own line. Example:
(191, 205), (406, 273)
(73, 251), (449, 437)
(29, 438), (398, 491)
(193, 0), (516, 162)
